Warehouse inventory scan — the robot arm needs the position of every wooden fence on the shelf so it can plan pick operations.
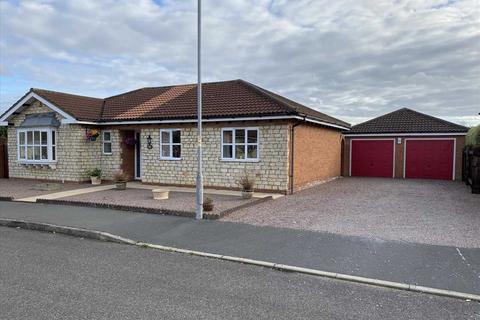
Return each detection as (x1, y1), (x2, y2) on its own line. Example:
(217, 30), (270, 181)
(0, 137), (8, 178)
(463, 145), (480, 194)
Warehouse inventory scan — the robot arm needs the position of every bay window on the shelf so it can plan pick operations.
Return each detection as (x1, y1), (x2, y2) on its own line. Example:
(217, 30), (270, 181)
(160, 129), (181, 159)
(221, 128), (259, 161)
(17, 128), (57, 163)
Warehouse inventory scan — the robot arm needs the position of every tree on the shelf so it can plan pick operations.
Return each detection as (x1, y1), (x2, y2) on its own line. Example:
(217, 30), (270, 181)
(466, 125), (480, 146)
(0, 126), (6, 138)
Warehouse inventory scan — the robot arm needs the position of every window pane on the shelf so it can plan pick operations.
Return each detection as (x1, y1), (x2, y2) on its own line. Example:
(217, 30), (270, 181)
(247, 130), (258, 143)
(42, 131), (48, 145)
(235, 145), (245, 159)
(104, 142), (112, 154)
(161, 145), (170, 157)
(27, 146), (33, 160)
(34, 131), (40, 144)
(52, 131), (56, 145)
(235, 129), (245, 143)
(247, 145), (258, 159)
(104, 132), (111, 141)
(41, 146), (48, 159)
(19, 146), (25, 159)
(172, 130), (181, 143)
(161, 131), (170, 143)
(223, 130), (233, 143)
(223, 145), (232, 158)
(27, 131), (33, 144)
(52, 146), (56, 160)
(19, 132), (25, 145)
(172, 145), (181, 158)
(34, 146), (40, 160)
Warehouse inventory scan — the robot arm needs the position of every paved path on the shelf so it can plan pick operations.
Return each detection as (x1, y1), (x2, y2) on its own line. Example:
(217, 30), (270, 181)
(2, 228), (478, 320)
(0, 201), (479, 295)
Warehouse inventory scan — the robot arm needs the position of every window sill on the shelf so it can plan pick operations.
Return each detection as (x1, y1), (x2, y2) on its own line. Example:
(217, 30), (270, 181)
(220, 158), (260, 163)
(159, 157), (182, 161)
(18, 161), (57, 169)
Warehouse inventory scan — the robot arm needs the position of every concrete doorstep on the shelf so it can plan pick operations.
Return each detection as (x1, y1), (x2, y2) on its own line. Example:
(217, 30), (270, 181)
(0, 217), (478, 303)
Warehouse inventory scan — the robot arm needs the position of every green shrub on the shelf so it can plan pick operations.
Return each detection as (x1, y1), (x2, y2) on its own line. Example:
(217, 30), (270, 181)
(466, 125), (480, 146)
(86, 168), (102, 177)
(0, 126), (6, 138)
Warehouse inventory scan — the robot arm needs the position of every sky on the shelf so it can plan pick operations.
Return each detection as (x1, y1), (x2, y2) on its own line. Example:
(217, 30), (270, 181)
(0, 0), (479, 126)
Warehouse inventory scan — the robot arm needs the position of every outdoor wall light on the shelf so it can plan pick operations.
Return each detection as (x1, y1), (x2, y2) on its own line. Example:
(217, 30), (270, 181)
(146, 134), (153, 149)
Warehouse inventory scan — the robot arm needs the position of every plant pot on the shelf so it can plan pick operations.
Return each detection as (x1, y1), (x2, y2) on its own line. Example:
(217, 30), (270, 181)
(90, 176), (101, 185)
(241, 190), (254, 199)
(203, 203), (214, 212)
(115, 181), (127, 190)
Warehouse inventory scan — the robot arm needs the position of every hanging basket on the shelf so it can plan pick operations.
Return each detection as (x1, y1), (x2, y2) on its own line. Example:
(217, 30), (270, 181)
(85, 129), (100, 142)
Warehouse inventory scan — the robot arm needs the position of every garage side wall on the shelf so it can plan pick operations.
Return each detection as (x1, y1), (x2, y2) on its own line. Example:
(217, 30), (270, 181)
(343, 135), (465, 180)
(292, 123), (343, 192)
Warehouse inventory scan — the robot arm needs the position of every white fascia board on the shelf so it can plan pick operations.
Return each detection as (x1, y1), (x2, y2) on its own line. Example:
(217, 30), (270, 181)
(79, 115), (296, 126)
(0, 121), (8, 126)
(344, 132), (466, 137)
(300, 117), (350, 131)
(0, 92), (78, 124)
(79, 115), (351, 131)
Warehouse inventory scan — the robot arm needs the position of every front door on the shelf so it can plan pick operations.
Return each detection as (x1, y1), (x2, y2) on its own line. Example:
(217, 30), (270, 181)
(135, 131), (141, 180)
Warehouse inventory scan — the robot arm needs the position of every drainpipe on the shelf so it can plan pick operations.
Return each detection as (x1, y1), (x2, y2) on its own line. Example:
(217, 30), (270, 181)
(289, 116), (306, 194)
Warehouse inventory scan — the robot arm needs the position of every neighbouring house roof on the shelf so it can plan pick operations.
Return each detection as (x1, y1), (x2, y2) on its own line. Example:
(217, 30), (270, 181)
(19, 113), (61, 128)
(347, 108), (469, 135)
(0, 80), (350, 130)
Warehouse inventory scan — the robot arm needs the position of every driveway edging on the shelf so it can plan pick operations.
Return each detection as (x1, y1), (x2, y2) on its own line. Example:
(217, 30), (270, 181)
(1, 217), (478, 302)
(35, 196), (273, 220)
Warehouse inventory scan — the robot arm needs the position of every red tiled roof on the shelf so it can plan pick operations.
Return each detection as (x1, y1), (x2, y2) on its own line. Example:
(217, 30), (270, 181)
(32, 88), (104, 121)
(348, 108), (468, 134)
(5, 80), (350, 129)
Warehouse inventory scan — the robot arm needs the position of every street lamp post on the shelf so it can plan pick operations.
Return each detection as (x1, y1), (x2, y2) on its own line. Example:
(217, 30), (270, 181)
(195, 0), (203, 220)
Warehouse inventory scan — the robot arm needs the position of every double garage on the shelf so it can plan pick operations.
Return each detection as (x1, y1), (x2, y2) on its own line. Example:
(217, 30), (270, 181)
(342, 108), (468, 181)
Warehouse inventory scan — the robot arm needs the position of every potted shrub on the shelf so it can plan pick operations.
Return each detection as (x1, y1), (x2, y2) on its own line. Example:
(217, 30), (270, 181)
(114, 171), (129, 190)
(87, 168), (102, 185)
(203, 197), (214, 211)
(238, 171), (255, 199)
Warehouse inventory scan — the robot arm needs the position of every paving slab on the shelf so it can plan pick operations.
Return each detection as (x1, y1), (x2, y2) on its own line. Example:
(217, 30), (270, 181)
(0, 201), (478, 295)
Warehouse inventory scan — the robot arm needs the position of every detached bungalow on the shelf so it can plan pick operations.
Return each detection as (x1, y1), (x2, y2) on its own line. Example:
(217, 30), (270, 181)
(0, 80), (350, 194)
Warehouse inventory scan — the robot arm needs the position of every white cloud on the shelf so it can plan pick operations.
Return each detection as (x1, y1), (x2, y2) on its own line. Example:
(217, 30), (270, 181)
(0, 0), (479, 126)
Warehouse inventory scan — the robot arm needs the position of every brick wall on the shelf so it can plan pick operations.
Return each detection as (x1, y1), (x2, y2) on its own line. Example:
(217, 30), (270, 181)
(141, 124), (290, 192)
(292, 123), (343, 192)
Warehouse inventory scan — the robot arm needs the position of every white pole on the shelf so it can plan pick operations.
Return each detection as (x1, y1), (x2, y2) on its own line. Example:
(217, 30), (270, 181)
(195, 0), (203, 220)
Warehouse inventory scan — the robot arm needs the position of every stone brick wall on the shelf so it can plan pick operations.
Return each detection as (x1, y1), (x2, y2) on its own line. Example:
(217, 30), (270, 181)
(6, 101), (122, 182)
(100, 129), (122, 180)
(141, 124), (290, 192)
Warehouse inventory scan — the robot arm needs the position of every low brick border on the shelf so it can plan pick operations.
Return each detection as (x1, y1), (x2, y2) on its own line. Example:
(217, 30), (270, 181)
(0, 196), (13, 201)
(37, 199), (195, 218)
(36, 196), (274, 220)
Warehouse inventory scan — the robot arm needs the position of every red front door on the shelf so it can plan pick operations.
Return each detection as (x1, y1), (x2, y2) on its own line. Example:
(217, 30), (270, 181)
(351, 140), (394, 178)
(405, 139), (454, 180)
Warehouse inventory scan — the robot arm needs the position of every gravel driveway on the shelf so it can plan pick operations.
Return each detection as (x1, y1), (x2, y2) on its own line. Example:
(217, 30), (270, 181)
(223, 178), (480, 248)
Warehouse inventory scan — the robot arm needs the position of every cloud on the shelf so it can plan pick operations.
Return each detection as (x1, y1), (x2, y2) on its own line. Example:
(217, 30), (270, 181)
(0, 0), (479, 126)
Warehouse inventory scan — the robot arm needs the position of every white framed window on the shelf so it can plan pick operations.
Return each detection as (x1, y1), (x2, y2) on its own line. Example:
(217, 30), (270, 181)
(17, 128), (57, 164)
(103, 131), (112, 155)
(221, 128), (259, 161)
(160, 129), (181, 160)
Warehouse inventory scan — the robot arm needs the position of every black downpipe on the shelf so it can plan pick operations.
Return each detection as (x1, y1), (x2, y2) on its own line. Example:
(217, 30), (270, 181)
(289, 116), (306, 194)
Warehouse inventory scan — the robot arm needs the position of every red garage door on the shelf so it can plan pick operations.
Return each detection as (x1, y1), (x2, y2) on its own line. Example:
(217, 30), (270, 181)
(405, 139), (454, 180)
(351, 140), (394, 178)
